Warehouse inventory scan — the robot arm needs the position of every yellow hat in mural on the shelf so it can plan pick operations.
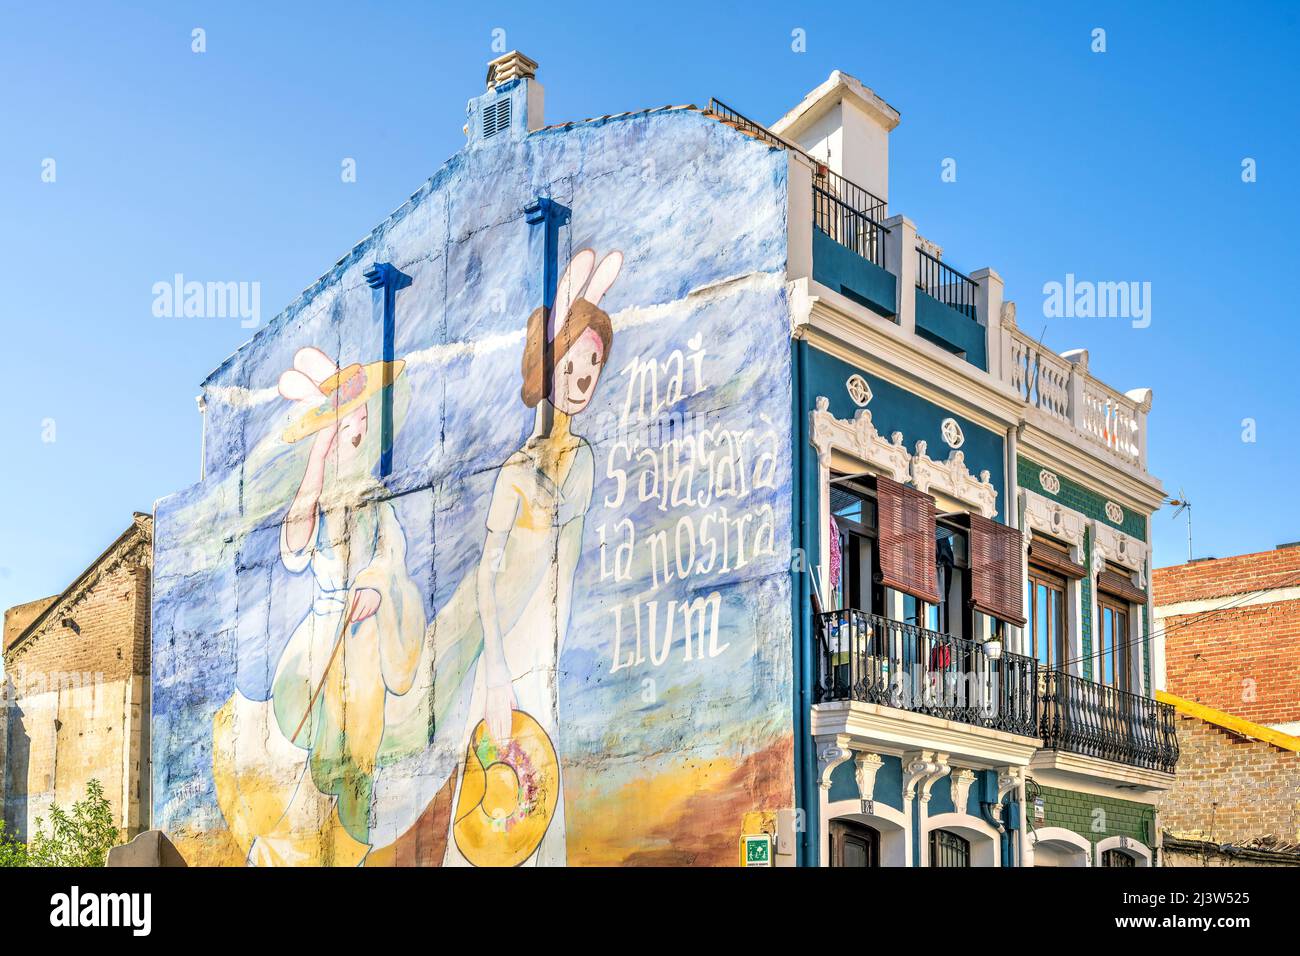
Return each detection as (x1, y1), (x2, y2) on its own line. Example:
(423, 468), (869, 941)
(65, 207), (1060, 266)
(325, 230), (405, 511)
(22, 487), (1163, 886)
(453, 710), (560, 867)
(281, 359), (405, 444)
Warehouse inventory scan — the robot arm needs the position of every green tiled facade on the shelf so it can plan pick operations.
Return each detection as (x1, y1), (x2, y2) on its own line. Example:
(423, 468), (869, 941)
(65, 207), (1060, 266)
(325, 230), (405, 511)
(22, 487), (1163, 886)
(1017, 457), (1152, 691)
(1031, 784), (1156, 851)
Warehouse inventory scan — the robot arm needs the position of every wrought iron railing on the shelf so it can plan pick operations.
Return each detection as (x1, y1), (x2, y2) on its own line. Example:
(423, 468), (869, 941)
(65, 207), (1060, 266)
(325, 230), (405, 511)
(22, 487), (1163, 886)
(814, 608), (1039, 737)
(1039, 670), (1179, 773)
(813, 185), (887, 266)
(916, 247), (977, 319)
(706, 98), (889, 263)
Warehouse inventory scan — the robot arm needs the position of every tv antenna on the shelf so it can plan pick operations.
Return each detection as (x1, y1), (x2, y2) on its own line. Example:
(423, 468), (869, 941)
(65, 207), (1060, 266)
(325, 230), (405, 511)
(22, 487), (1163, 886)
(1169, 491), (1192, 562)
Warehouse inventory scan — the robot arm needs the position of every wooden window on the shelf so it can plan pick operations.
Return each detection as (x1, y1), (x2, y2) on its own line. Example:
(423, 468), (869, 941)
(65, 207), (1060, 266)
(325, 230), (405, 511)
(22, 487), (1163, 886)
(829, 820), (880, 867)
(1027, 564), (1068, 671)
(930, 829), (971, 867)
(1029, 536), (1086, 579)
(1098, 594), (1131, 690)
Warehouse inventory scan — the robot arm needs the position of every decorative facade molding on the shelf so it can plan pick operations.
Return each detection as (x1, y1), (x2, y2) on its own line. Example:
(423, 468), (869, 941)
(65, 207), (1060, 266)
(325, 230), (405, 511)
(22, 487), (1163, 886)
(1020, 488), (1087, 555)
(949, 767), (977, 810)
(910, 442), (997, 518)
(902, 749), (950, 803)
(1104, 500), (1124, 524)
(1038, 469), (1061, 495)
(810, 396), (911, 483)
(816, 734), (855, 791)
(989, 766), (1024, 832)
(845, 374), (872, 407)
(1092, 519), (1147, 582)
(854, 751), (883, 802)
(940, 417), (964, 449)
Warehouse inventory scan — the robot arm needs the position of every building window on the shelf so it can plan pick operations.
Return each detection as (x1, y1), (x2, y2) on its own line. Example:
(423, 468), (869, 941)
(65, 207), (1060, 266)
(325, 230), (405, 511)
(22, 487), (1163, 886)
(1102, 848), (1136, 867)
(929, 829), (971, 867)
(1098, 595), (1131, 690)
(830, 482), (879, 614)
(1028, 565), (1067, 671)
(1026, 535), (1084, 671)
(829, 820), (880, 867)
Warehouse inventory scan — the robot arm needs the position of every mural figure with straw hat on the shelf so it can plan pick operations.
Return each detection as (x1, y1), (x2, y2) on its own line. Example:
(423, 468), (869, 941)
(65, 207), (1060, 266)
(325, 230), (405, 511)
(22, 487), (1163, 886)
(211, 344), (425, 867)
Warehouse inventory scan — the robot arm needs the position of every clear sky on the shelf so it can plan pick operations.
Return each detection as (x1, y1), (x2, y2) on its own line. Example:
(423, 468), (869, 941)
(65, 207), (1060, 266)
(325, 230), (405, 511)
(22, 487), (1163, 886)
(2, 0), (1297, 614)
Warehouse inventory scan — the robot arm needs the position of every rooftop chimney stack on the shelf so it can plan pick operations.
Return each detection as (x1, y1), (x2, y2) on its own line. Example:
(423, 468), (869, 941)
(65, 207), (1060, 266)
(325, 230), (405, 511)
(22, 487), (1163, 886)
(771, 70), (899, 209)
(466, 50), (544, 146)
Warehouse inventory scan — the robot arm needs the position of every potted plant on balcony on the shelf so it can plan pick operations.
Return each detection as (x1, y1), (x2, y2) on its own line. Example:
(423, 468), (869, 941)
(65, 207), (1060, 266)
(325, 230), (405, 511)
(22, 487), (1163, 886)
(981, 629), (1004, 660)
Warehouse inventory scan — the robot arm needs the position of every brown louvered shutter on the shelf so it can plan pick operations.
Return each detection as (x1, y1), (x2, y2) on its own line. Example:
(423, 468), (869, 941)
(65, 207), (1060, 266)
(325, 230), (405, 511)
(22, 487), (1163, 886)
(1097, 564), (1147, 604)
(968, 513), (1027, 626)
(1029, 536), (1087, 579)
(875, 476), (941, 604)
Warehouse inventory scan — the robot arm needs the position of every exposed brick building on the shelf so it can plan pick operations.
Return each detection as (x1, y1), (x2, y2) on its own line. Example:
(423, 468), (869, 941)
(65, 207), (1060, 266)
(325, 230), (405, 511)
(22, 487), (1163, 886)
(1, 514), (152, 843)
(1153, 546), (1300, 866)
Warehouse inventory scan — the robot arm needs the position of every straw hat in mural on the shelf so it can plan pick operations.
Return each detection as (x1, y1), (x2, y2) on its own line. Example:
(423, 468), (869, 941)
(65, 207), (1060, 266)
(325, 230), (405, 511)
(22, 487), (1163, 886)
(277, 346), (406, 444)
(452, 710), (561, 867)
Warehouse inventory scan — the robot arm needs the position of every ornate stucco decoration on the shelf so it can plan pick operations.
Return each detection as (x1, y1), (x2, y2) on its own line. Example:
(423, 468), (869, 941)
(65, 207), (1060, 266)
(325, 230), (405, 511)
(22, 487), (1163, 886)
(902, 750), (951, 803)
(854, 751), (883, 802)
(810, 397), (911, 483)
(1092, 519), (1147, 584)
(949, 767), (977, 810)
(816, 733), (855, 790)
(988, 767), (1024, 832)
(1104, 500), (1124, 524)
(1038, 469), (1061, 495)
(1020, 488), (1086, 555)
(910, 442), (997, 518)
(940, 417), (964, 450)
(845, 374), (872, 408)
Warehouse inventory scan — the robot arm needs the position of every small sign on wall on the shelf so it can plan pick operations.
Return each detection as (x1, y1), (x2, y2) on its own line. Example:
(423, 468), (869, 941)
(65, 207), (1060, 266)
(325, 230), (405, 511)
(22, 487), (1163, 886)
(1033, 796), (1046, 823)
(740, 833), (772, 867)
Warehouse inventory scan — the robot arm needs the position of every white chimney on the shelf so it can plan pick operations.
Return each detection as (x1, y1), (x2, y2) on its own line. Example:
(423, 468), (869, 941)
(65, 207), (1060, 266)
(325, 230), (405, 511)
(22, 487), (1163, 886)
(771, 70), (899, 207)
(466, 51), (545, 145)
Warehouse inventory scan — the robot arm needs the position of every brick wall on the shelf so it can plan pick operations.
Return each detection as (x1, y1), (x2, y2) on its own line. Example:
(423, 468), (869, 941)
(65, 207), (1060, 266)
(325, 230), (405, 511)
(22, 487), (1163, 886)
(1154, 546), (1300, 726)
(2, 516), (151, 841)
(1161, 713), (1300, 845)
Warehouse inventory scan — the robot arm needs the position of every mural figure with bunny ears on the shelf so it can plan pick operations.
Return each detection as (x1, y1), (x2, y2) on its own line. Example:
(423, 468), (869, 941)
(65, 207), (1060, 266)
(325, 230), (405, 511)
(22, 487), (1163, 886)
(437, 248), (623, 867)
(360, 247), (625, 867)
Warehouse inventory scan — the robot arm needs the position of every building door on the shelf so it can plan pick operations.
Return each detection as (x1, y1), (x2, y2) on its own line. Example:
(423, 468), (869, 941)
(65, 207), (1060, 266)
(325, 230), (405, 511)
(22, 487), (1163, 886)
(829, 820), (880, 867)
(1102, 848), (1136, 867)
(929, 829), (971, 867)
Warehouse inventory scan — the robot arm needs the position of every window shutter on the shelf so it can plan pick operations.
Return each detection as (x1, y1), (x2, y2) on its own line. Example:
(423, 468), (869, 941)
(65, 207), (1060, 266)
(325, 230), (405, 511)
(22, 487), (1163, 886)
(1097, 565), (1146, 604)
(875, 476), (941, 604)
(968, 513), (1027, 626)
(1029, 536), (1087, 579)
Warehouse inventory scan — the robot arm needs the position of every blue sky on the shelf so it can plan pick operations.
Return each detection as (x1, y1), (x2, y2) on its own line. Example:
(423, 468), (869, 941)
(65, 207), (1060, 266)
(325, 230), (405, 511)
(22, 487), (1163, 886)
(2, 0), (1297, 612)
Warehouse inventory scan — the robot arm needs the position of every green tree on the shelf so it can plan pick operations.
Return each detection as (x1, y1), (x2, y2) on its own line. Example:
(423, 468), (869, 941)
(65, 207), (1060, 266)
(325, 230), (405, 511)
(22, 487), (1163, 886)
(21, 779), (120, 867)
(0, 827), (28, 867)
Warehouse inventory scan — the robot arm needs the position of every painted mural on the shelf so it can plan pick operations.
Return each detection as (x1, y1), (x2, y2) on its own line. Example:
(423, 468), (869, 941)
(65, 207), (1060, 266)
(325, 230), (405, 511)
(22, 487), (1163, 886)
(151, 109), (796, 865)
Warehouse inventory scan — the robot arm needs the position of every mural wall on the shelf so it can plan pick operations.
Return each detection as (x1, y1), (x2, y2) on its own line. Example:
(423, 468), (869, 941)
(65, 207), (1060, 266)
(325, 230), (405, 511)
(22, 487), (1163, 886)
(152, 107), (796, 866)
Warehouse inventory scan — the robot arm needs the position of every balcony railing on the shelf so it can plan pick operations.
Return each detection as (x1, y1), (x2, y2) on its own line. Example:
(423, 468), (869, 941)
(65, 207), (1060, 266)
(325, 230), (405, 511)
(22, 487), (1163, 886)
(1005, 325), (1147, 468)
(1039, 670), (1179, 773)
(916, 247), (977, 319)
(815, 608), (1039, 737)
(813, 185), (887, 266)
(706, 98), (889, 265)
